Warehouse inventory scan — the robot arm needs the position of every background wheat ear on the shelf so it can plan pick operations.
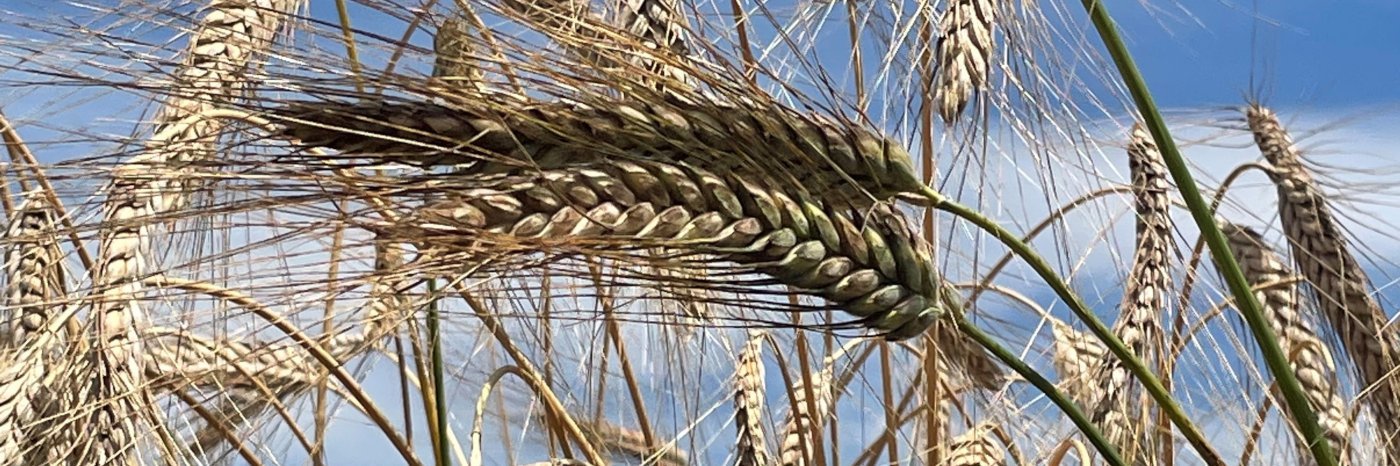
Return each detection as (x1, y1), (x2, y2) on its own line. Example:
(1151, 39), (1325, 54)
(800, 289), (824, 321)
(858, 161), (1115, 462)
(935, 0), (997, 122)
(1247, 103), (1400, 462)
(1219, 221), (1351, 464)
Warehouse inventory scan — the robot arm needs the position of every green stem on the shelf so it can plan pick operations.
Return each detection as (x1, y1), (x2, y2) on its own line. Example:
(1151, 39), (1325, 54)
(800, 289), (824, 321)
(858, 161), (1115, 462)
(427, 278), (451, 466)
(955, 317), (1127, 466)
(921, 187), (1224, 465)
(1076, 1), (1335, 465)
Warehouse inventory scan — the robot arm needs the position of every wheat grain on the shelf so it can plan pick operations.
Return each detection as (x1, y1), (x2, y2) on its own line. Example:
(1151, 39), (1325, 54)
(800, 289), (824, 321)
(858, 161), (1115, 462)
(945, 422), (1006, 466)
(273, 94), (924, 208)
(935, 0), (996, 122)
(1247, 104), (1400, 462)
(1221, 222), (1351, 464)
(734, 330), (770, 466)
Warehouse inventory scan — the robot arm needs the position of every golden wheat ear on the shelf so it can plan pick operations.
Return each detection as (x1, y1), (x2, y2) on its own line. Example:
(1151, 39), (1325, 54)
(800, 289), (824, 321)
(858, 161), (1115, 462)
(1078, 123), (1174, 463)
(935, 0), (997, 123)
(1220, 221), (1351, 464)
(367, 160), (945, 337)
(734, 331), (771, 466)
(1246, 103), (1397, 462)
(268, 93), (926, 208)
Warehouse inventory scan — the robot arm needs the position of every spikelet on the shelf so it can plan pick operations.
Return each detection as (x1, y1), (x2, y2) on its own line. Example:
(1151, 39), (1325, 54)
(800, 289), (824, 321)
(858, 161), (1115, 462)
(935, 0), (996, 122)
(1221, 222), (1351, 464)
(734, 331), (771, 466)
(385, 159), (951, 338)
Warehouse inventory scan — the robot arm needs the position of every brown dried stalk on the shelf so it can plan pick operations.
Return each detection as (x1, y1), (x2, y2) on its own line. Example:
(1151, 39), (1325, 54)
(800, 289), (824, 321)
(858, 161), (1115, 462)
(1247, 104), (1400, 462)
(935, 0), (996, 122)
(735, 330), (771, 466)
(1221, 222), (1350, 464)
(1085, 124), (1173, 463)
(273, 93), (924, 208)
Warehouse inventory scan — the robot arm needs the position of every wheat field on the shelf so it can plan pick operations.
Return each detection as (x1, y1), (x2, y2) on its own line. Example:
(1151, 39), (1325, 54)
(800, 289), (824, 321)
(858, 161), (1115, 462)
(0, 0), (1395, 465)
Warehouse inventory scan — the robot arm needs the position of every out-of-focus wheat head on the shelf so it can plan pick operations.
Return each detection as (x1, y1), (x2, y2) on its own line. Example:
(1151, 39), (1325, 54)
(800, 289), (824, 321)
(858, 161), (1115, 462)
(936, 0), (997, 122)
(1079, 123), (1173, 464)
(1221, 222), (1351, 465)
(1248, 104), (1400, 463)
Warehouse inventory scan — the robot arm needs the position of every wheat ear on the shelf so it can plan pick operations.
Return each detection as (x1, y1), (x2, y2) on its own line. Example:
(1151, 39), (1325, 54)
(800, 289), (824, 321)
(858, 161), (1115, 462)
(1051, 320), (1107, 405)
(388, 160), (953, 339)
(433, 11), (487, 91)
(273, 94), (924, 208)
(1084, 124), (1173, 463)
(777, 340), (860, 466)
(616, 0), (694, 90)
(573, 415), (689, 465)
(76, 1), (300, 462)
(3, 190), (66, 349)
(0, 191), (71, 466)
(1246, 103), (1399, 461)
(945, 422), (1007, 466)
(734, 330), (771, 466)
(935, 0), (996, 122)
(1221, 222), (1351, 464)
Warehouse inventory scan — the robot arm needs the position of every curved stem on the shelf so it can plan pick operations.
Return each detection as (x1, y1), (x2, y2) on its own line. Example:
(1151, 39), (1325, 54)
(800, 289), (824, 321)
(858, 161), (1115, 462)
(920, 187), (1222, 464)
(1076, 1), (1334, 464)
(954, 317), (1125, 466)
